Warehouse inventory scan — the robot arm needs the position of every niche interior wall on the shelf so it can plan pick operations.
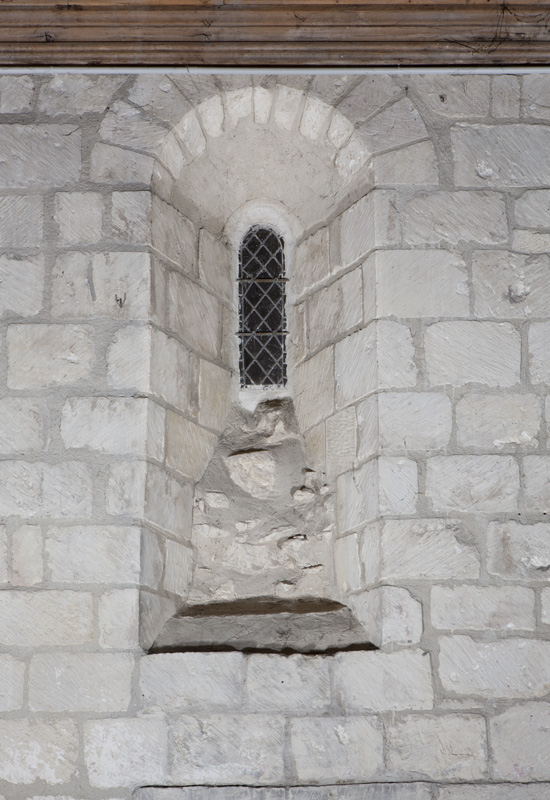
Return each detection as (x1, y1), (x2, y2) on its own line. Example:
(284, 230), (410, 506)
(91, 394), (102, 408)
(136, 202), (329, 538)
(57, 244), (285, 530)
(0, 72), (549, 800)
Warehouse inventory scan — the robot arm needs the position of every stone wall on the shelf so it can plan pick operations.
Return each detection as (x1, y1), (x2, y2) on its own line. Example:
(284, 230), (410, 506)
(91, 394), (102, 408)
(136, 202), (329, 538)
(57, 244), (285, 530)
(0, 72), (549, 799)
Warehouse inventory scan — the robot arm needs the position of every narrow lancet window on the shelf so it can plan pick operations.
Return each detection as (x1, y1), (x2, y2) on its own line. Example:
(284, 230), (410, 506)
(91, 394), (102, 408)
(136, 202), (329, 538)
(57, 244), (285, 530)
(238, 225), (287, 387)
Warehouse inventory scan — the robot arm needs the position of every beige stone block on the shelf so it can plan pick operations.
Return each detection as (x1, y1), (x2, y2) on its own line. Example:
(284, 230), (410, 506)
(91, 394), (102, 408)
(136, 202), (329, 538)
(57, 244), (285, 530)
(45, 525), (141, 584)
(198, 359), (232, 430)
(0, 195), (42, 246)
(358, 98), (427, 153)
(308, 268), (363, 351)
(335, 650), (433, 712)
(515, 189), (550, 228)
(39, 74), (123, 113)
(452, 124), (550, 187)
(0, 75), (34, 112)
(166, 413), (217, 481)
(247, 654), (329, 713)
(29, 652), (134, 712)
(340, 191), (399, 269)
(85, 717), (168, 788)
(337, 136), (371, 180)
(90, 142), (154, 184)
(0, 590), (93, 646)
(387, 714), (486, 780)
(0, 719), (78, 785)
(112, 191), (151, 243)
(492, 75), (521, 117)
(141, 652), (243, 711)
(0, 255), (44, 317)
(0, 125), (80, 188)
(427, 455), (519, 512)
(512, 230), (550, 254)
(0, 654), (24, 711)
(379, 392), (452, 451)
(524, 456), (550, 510)
(473, 250), (550, 318)
(0, 461), (92, 518)
(98, 588), (140, 649)
(376, 518), (480, 581)
(170, 715), (285, 784)
(425, 321), (520, 387)
(54, 192), (103, 245)
(294, 346), (334, 430)
(300, 96), (332, 142)
(373, 141), (438, 186)
(326, 406), (357, 479)
(456, 393), (540, 449)
(529, 322), (550, 384)
(432, 585), (535, 631)
(351, 586), (423, 647)
(487, 521), (550, 580)
(293, 227), (330, 295)
(12, 524), (42, 586)
(100, 100), (168, 155)
(163, 539), (193, 596)
(404, 191), (507, 245)
(491, 702), (550, 780)
(439, 635), (550, 698)
(8, 324), (93, 388)
(169, 272), (219, 358)
(61, 397), (164, 458)
(291, 716), (383, 782)
(410, 75), (490, 117)
(199, 228), (232, 301)
(0, 397), (44, 454)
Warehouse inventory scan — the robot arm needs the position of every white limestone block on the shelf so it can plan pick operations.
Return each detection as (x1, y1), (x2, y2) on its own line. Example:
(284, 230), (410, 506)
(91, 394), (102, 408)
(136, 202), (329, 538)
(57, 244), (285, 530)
(432, 586), (535, 631)
(174, 109), (206, 159)
(294, 346), (334, 430)
(487, 521), (550, 580)
(7, 324), (93, 388)
(0, 461), (92, 518)
(335, 650), (433, 711)
(199, 228), (232, 301)
(98, 588), (140, 649)
(273, 86), (303, 131)
(0, 125), (80, 188)
(163, 539), (193, 596)
(456, 393), (540, 449)
(386, 714), (486, 780)
(327, 112), (354, 149)
(379, 392), (452, 451)
(224, 87), (253, 128)
(491, 702), (550, 780)
(141, 652), (243, 712)
(492, 75), (521, 117)
(128, 74), (191, 125)
(170, 715), (285, 784)
(85, 717), (168, 788)
(0, 590), (93, 646)
(336, 461), (378, 533)
(106, 460), (147, 517)
(439, 635), (550, 698)
(290, 716), (383, 782)
(308, 268), (363, 351)
(152, 197), (196, 272)
(29, 652), (134, 712)
(0, 654), (24, 711)
(0, 527), (6, 584)
(473, 250), (550, 318)
(247, 654), (330, 713)
(358, 97), (427, 153)
(197, 95), (224, 138)
(198, 359), (232, 430)
(226, 450), (276, 499)
(300, 96), (332, 142)
(440, 786), (550, 800)
(166, 413), (217, 481)
(427, 455), (519, 512)
(0, 75), (34, 113)
(0, 719), (78, 785)
(524, 456), (550, 510)
(0, 195), (42, 246)
(326, 406), (357, 479)
(542, 588), (550, 625)
(378, 456), (417, 515)
(351, 586), (423, 647)
(100, 100), (167, 155)
(0, 398), (44, 454)
(409, 75), (490, 117)
(529, 322), (550, 384)
(54, 192), (103, 245)
(39, 74), (124, 113)
(404, 191), (507, 245)
(169, 272), (219, 358)
(524, 74), (550, 119)
(512, 230), (550, 253)
(45, 526), (141, 584)
(340, 191), (399, 268)
(334, 534), (362, 593)
(90, 143), (154, 184)
(374, 141), (438, 186)
(357, 395), (379, 461)
(515, 189), (550, 228)
(253, 87), (273, 125)
(425, 321), (520, 387)
(293, 227), (330, 295)
(0, 254), (44, 317)
(11, 525), (43, 586)
(112, 191), (151, 243)
(337, 75), (402, 126)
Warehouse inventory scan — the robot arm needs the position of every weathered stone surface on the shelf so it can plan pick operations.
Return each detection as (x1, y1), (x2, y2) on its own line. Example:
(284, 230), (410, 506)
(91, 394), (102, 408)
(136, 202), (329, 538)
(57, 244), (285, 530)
(290, 786), (432, 800)
(336, 461), (378, 532)
(456, 394), (540, 449)
(327, 112), (354, 149)
(166, 413), (217, 480)
(487, 521), (550, 580)
(0, 75), (34, 112)
(524, 456), (550, 511)
(295, 346), (334, 429)
(409, 74), (490, 117)
(426, 455), (519, 512)
(339, 194), (375, 267)
(529, 322), (550, 384)
(336, 75), (401, 126)
(351, 587), (423, 647)
(169, 272), (219, 358)
(374, 518), (479, 581)
(386, 714), (487, 780)
(138, 789), (285, 800)
(0, 195), (42, 247)
(452, 124), (550, 187)
(0, 719), (78, 785)
(473, 250), (550, 318)
(308, 268), (363, 351)
(378, 392), (451, 451)
(432, 586), (535, 631)
(334, 532), (361, 593)
(0, 397), (44, 454)
(515, 189), (550, 228)
(11, 524), (42, 585)
(358, 98), (427, 153)
(199, 228), (231, 300)
(0, 125), (81, 188)
(425, 321), (520, 387)
(524, 74), (550, 119)
(491, 702), (550, 780)
(373, 141), (438, 186)
(300, 95), (332, 142)
(90, 142), (155, 184)
(141, 652), (243, 712)
(7, 324), (93, 388)
(0, 654), (24, 711)
(55, 191), (103, 245)
(440, 636), (550, 698)
(0, 461), (92, 518)
(164, 537), (193, 596)
(98, 588), (139, 649)
(226, 450), (277, 499)
(45, 525), (141, 584)
(0, 590), (93, 646)
(39, 74), (123, 113)
(404, 191), (507, 245)
(129, 74), (191, 125)
(291, 716), (383, 782)
(542, 588), (550, 625)
(100, 100), (167, 154)
(170, 715), (285, 784)
(512, 230), (550, 254)
(492, 75), (521, 117)
(85, 717), (168, 788)
(326, 406), (357, 479)
(29, 652), (134, 712)
(371, 250), (469, 318)
(0, 254), (44, 318)
(247, 653), (330, 712)
(198, 359), (232, 430)
(152, 197), (196, 272)
(334, 650), (433, 711)
(440, 786), (550, 800)
(112, 191), (151, 243)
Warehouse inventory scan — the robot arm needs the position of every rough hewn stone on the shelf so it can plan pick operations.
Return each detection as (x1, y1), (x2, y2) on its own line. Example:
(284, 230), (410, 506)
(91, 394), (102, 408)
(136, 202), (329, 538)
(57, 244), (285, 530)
(358, 98), (427, 153)
(0, 195), (42, 247)
(473, 250), (550, 318)
(55, 192), (104, 245)
(0, 719), (79, 785)
(0, 397), (44, 454)
(524, 456), (550, 510)
(85, 717), (168, 788)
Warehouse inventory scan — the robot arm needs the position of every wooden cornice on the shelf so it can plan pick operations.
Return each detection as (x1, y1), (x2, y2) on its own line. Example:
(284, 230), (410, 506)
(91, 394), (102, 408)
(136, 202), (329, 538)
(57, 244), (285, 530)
(1, 0), (549, 67)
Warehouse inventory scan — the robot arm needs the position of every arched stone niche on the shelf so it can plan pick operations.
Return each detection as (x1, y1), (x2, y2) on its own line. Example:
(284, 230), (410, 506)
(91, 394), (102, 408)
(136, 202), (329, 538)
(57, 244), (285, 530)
(120, 84), (428, 651)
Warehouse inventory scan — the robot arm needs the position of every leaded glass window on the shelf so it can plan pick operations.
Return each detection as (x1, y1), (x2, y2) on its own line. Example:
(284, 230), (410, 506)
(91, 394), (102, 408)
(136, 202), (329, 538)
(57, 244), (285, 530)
(238, 226), (287, 387)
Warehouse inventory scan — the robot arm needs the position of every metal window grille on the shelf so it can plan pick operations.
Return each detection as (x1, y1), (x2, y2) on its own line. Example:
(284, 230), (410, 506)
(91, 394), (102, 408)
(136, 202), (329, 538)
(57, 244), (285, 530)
(238, 225), (287, 387)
